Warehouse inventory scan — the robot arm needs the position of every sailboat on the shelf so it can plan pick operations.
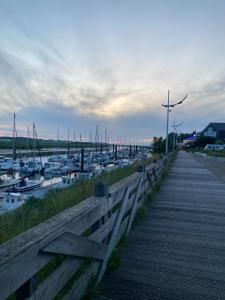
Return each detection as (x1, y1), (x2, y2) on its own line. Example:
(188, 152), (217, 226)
(0, 114), (19, 190)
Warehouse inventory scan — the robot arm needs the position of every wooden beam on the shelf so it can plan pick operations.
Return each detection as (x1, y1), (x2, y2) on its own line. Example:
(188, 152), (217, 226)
(42, 232), (107, 261)
(126, 174), (144, 235)
(97, 184), (133, 283)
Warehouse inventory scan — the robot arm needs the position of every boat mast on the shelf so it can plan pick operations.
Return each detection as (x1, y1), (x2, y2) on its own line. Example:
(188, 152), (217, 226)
(12, 113), (16, 161)
(67, 127), (70, 157)
(32, 123), (35, 172)
(73, 131), (76, 154)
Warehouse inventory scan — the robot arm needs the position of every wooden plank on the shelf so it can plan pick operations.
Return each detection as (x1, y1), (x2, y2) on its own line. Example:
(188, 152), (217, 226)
(97, 152), (225, 300)
(62, 261), (99, 300)
(126, 175), (143, 235)
(0, 199), (102, 300)
(0, 171), (140, 299)
(62, 215), (131, 300)
(0, 160), (160, 300)
(27, 214), (119, 300)
(27, 192), (137, 300)
(97, 185), (133, 283)
(16, 276), (37, 300)
(42, 232), (107, 260)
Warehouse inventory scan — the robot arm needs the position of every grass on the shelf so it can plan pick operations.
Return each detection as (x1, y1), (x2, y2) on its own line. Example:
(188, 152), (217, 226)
(0, 156), (156, 245)
(191, 148), (225, 158)
(205, 150), (225, 157)
(107, 248), (120, 270)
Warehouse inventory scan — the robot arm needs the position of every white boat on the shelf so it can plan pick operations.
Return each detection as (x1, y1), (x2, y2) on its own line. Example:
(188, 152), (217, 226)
(0, 178), (18, 191)
(0, 192), (25, 212)
(104, 163), (117, 173)
(44, 162), (60, 173)
(48, 155), (66, 163)
(119, 159), (132, 167)
(54, 176), (77, 189)
(76, 171), (93, 180)
(8, 178), (43, 192)
(0, 156), (13, 170)
(16, 160), (43, 173)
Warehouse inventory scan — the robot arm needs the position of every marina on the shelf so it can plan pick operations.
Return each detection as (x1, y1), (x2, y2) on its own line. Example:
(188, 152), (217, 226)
(0, 146), (150, 214)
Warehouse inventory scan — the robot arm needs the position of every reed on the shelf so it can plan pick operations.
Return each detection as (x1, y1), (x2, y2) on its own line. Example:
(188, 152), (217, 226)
(0, 156), (155, 244)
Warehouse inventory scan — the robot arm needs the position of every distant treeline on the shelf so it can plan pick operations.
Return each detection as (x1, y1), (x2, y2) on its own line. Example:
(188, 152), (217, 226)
(0, 136), (96, 150)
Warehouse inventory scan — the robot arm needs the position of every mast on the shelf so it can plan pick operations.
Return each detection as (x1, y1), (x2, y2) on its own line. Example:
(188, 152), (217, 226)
(12, 113), (16, 161)
(95, 124), (99, 153)
(73, 131), (76, 153)
(67, 127), (70, 157)
(32, 123), (35, 172)
(26, 126), (30, 152)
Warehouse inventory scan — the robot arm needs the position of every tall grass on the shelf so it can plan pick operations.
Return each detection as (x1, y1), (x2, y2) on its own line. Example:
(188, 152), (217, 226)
(0, 156), (155, 244)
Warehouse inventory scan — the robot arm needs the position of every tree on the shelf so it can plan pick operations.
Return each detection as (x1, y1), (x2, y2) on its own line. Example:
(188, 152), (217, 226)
(194, 136), (216, 148)
(152, 136), (165, 153)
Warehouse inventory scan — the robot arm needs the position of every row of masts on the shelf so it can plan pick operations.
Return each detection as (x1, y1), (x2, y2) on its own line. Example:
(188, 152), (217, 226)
(12, 114), (148, 162)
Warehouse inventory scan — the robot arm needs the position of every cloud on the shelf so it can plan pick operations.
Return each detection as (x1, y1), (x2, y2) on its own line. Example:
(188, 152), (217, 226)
(1, 0), (225, 140)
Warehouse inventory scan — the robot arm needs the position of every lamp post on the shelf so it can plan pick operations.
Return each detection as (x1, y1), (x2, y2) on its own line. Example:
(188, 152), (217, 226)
(172, 120), (183, 151)
(161, 91), (188, 155)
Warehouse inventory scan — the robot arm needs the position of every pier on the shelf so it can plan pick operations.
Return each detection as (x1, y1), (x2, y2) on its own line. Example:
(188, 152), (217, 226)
(96, 151), (225, 299)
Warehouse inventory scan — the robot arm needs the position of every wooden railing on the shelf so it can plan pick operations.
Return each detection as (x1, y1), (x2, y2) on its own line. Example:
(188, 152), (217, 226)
(0, 154), (173, 300)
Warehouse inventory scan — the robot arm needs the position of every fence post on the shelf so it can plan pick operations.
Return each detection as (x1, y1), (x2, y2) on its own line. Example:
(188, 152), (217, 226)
(92, 182), (109, 232)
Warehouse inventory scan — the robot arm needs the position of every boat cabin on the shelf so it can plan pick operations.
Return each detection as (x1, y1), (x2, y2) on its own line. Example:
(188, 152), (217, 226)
(3, 192), (25, 211)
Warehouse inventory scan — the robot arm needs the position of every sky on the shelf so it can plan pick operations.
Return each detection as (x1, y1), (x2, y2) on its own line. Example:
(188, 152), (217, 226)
(0, 0), (225, 143)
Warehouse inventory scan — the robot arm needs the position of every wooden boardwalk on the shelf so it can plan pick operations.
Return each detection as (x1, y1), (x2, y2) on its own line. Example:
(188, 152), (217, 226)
(96, 151), (225, 300)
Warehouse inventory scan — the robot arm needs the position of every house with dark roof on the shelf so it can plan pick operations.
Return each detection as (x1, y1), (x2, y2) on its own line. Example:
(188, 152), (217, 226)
(202, 123), (225, 141)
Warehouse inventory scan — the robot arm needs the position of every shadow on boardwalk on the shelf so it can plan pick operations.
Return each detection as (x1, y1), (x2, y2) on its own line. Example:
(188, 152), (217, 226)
(94, 151), (225, 300)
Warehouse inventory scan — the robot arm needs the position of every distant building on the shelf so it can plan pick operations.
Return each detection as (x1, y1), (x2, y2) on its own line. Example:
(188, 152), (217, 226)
(182, 135), (198, 146)
(202, 123), (225, 141)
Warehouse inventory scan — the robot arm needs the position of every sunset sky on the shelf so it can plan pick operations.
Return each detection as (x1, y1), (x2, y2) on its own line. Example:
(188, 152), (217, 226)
(0, 0), (225, 142)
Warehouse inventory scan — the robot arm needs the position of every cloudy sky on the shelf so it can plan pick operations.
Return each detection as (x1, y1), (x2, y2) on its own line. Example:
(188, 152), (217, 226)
(0, 0), (225, 142)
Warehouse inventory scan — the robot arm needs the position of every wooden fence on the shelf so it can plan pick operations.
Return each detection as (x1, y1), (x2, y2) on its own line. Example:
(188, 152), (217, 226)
(0, 154), (172, 300)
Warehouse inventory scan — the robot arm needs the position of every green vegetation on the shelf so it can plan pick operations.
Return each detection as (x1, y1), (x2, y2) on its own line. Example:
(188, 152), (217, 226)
(152, 136), (165, 153)
(193, 136), (216, 148)
(152, 133), (178, 154)
(0, 156), (155, 245)
(107, 249), (120, 270)
(205, 150), (225, 157)
(0, 136), (94, 150)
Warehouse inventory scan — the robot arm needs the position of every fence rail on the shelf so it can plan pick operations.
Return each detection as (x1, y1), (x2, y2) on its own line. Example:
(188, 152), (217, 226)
(0, 154), (173, 300)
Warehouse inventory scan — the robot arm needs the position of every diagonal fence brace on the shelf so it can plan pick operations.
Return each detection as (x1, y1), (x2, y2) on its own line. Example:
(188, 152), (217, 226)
(96, 184), (132, 283)
(125, 174), (144, 236)
(41, 231), (107, 261)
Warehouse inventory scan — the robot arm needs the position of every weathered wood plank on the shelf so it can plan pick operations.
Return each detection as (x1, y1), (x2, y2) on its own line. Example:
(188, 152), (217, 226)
(0, 171), (141, 299)
(126, 175), (143, 235)
(62, 261), (99, 300)
(98, 151), (225, 300)
(42, 232), (107, 260)
(62, 215), (131, 300)
(27, 190), (139, 300)
(0, 157), (167, 300)
(97, 185), (132, 283)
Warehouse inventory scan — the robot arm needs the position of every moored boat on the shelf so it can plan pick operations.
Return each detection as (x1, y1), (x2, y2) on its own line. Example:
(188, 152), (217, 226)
(0, 177), (18, 191)
(8, 178), (43, 193)
(0, 192), (25, 212)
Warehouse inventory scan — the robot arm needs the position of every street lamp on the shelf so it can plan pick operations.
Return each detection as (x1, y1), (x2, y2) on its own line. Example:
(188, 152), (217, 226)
(161, 90), (188, 155)
(172, 120), (183, 151)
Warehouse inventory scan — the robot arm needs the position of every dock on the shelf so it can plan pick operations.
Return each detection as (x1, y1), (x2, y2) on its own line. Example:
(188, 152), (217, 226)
(96, 151), (225, 299)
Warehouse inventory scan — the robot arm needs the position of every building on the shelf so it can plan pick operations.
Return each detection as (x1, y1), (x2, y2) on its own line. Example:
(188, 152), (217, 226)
(182, 135), (198, 147)
(202, 123), (225, 141)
